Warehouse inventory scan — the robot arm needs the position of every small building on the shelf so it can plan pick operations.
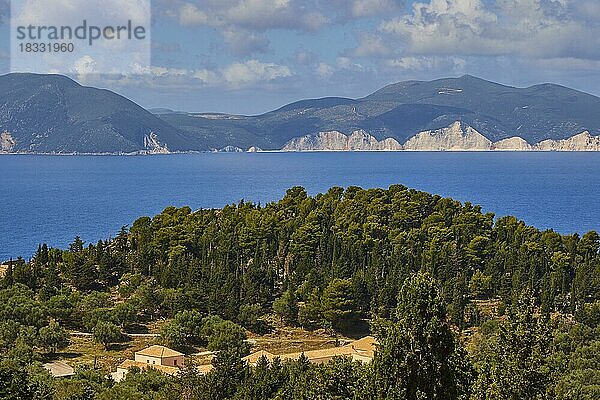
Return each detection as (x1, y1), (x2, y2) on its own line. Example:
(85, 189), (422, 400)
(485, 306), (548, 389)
(243, 336), (377, 366)
(112, 345), (184, 382)
(43, 361), (75, 378)
(243, 349), (278, 365)
(134, 345), (185, 367)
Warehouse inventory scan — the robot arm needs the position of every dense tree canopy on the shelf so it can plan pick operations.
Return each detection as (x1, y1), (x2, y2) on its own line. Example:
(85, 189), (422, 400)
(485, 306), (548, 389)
(0, 184), (599, 399)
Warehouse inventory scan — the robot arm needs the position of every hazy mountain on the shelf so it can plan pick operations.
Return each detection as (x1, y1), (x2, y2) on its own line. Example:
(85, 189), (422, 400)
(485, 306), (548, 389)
(157, 75), (600, 150)
(0, 74), (202, 153)
(1, 73), (600, 153)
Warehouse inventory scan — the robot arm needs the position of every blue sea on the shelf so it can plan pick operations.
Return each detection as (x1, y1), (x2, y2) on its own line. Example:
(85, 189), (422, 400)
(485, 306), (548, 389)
(1, 152), (599, 261)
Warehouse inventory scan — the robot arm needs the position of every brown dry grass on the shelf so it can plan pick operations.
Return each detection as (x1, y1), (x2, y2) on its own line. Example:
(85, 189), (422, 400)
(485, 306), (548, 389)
(54, 335), (158, 372)
(247, 323), (350, 355)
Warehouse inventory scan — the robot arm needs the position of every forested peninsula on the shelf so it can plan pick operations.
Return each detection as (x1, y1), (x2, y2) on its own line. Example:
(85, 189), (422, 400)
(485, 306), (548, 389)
(1, 184), (599, 399)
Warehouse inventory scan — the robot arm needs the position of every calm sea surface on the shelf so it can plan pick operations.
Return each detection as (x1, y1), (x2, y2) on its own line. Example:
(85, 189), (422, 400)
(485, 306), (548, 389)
(1, 152), (599, 260)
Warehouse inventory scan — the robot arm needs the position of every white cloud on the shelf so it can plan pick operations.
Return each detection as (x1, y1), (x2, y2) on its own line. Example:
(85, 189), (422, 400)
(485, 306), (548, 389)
(179, 2), (211, 26)
(117, 59), (291, 89)
(379, 0), (498, 55)
(174, 0), (331, 55)
(72, 55), (97, 74)
(385, 56), (466, 73)
(308, 57), (368, 81)
(13, 0), (150, 26)
(119, 60), (292, 88)
(177, 1), (327, 31)
(336, 57), (364, 71)
(11, 0), (151, 74)
(193, 69), (221, 85)
(351, 33), (390, 57)
(377, 0), (600, 60)
(316, 63), (334, 79)
(222, 59), (292, 87)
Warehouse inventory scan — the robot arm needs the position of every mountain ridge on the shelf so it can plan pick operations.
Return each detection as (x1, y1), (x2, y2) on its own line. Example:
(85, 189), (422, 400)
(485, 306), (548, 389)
(1, 73), (600, 153)
(0, 73), (203, 154)
(156, 74), (600, 151)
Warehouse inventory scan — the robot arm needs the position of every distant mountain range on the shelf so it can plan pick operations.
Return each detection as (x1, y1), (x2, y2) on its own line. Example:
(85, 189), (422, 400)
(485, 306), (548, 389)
(1, 73), (600, 154)
(0, 74), (200, 154)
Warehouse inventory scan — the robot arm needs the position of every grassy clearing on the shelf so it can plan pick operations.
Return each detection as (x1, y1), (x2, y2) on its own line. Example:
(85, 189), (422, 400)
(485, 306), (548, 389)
(51, 335), (158, 372)
(247, 326), (348, 355)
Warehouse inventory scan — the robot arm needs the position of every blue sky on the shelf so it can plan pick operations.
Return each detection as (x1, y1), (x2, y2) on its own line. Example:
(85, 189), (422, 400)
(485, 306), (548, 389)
(2, 0), (600, 115)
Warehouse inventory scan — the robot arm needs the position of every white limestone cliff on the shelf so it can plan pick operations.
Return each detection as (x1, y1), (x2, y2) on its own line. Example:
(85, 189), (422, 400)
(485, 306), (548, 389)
(492, 137), (532, 151)
(277, 122), (599, 152)
(282, 130), (402, 151)
(143, 132), (170, 154)
(1, 131), (16, 153)
(403, 122), (492, 151)
(534, 131), (600, 151)
(220, 146), (244, 152)
(379, 138), (404, 151)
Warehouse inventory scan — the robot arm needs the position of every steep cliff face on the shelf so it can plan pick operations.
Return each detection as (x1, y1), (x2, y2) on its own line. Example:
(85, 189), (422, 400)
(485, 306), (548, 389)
(282, 130), (402, 151)
(380, 138), (403, 151)
(347, 130), (380, 150)
(142, 132), (170, 154)
(219, 146), (244, 152)
(347, 130), (402, 150)
(535, 132), (600, 151)
(492, 137), (532, 151)
(282, 131), (347, 151)
(1, 132), (16, 153)
(279, 122), (600, 152)
(403, 122), (492, 151)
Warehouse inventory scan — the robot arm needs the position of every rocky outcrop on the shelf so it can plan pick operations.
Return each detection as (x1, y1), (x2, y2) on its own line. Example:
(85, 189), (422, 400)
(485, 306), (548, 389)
(1, 131), (16, 153)
(534, 132), (600, 151)
(492, 137), (532, 151)
(283, 131), (347, 151)
(347, 130), (402, 150)
(219, 146), (244, 153)
(347, 130), (380, 150)
(247, 146), (262, 152)
(379, 138), (403, 151)
(143, 132), (170, 154)
(403, 122), (492, 151)
(282, 130), (402, 151)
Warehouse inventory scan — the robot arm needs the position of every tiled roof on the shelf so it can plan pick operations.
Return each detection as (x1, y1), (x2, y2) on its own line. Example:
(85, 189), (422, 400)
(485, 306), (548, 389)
(43, 361), (75, 378)
(118, 359), (180, 375)
(280, 345), (354, 362)
(244, 336), (377, 365)
(349, 336), (377, 351)
(135, 345), (184, 358)
(347, 336), (377, 358)
(242, 350), (277, 364)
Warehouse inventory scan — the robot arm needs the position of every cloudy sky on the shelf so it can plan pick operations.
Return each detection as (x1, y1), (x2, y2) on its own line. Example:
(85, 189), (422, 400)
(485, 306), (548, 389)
(1, 0), (600, 114)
